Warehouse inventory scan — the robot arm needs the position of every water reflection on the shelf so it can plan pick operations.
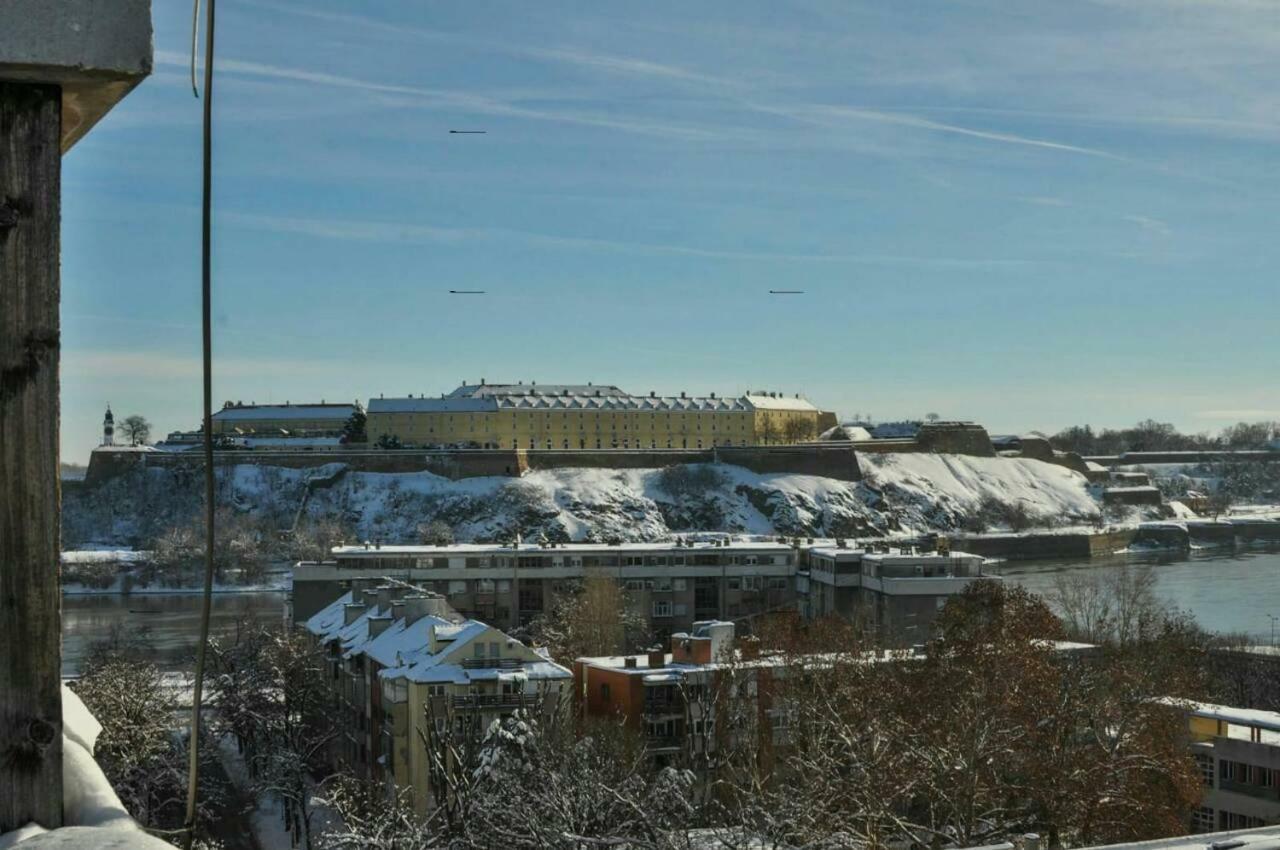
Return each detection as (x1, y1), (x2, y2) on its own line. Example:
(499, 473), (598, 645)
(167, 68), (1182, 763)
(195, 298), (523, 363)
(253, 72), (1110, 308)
(1000, 546), (1280, 642)
(63, 592), (287, 676)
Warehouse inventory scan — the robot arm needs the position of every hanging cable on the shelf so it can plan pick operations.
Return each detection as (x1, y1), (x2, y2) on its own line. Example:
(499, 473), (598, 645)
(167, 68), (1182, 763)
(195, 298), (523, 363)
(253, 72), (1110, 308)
(183, 0), (216, 844)
(189, 0), (202, 98)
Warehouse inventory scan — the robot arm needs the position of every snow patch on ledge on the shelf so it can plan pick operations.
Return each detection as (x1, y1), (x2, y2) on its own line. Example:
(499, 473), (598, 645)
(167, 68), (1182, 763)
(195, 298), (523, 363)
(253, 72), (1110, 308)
(0, 688), (176, 850)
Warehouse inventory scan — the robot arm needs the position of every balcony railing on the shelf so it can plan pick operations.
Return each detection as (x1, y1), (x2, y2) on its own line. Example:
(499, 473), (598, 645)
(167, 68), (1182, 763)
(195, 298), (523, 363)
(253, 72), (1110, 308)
(1219, 779), (1280, 801)
(450, 693), (544, 710)
(460, 657), (523, 670)
(645, 735), (683, 752)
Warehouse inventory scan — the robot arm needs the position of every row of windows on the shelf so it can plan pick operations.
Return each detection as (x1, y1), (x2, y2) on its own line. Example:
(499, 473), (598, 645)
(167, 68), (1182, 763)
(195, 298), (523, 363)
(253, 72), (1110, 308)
(1220, 758), (1279, 790)
(409, 554), (793, 569)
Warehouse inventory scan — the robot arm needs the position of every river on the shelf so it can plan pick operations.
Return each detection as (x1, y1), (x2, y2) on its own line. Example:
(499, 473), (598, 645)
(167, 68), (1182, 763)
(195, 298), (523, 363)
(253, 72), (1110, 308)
(999, 545), (1280, 642)
(59, 546), (1280, 676)
(63, 591), (288, 676)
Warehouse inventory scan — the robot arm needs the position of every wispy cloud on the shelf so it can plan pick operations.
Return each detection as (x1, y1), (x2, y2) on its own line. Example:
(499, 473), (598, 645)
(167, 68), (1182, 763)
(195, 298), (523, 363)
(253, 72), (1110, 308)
(222, 210), (1034, 269)
(777, 104), (1125, 160)
(154, 50), (724, 141)
(1120, 214), (1171, 236)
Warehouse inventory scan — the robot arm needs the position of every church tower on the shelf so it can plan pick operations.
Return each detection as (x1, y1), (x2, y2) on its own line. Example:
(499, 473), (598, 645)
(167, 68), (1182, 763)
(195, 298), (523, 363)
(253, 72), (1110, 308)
(102, 405), (114, 447)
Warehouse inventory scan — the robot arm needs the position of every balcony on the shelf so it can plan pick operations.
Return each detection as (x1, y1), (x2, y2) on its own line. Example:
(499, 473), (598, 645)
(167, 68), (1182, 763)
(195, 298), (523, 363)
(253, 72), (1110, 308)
(1219, 779), (1280, 801)
(645, 735), (683, 753)
(450, 693), (544, 710)
(460, 657), (524, 670)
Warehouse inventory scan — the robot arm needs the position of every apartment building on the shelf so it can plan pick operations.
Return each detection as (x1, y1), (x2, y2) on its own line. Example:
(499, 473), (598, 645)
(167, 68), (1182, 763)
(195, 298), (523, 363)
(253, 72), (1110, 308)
(211, 400), (359, 436)
(365, 381), (833, 450)
(800, 543), (993, 645)
(293, 540), (802, 636)
(574, 621), (782, 769)
(1181, 701), (1280, 832)
(303, 581), (572, 814)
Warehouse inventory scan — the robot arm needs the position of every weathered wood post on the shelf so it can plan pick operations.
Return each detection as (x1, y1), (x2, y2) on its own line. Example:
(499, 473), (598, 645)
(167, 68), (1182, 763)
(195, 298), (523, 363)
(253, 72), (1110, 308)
(0, 1), (151, 832)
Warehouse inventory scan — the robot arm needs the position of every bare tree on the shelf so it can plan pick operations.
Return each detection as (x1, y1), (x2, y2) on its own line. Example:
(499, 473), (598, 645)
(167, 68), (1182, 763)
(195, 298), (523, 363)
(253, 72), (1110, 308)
(119, 413), (152, 445)
(1049, 563), (1169, 645)
(781, 418), (816, 443)
(528, 573), (650, 661)
(71, 651), (224, 835)
(416, 519), (454, 546)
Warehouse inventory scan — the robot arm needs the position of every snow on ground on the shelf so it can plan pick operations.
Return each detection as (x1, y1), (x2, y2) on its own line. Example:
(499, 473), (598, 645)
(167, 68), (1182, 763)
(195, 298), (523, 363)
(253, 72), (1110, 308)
(859, 452), (1100, 528)
(61, 549), (151, 564)
(68, 453), (1106, 546)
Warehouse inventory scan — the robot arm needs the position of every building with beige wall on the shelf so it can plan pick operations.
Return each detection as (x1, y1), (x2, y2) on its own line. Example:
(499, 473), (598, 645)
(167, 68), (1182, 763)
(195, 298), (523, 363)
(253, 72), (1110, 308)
(294, 540), (803, 639)
(211, 400), (359, 436)
(304, 583), (571, 815)
(366, 381), (831, 450)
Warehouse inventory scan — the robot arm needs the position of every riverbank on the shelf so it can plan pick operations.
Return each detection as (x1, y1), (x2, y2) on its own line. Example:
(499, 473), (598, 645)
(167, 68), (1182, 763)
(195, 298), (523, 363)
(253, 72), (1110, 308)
(60, 550), (292, 595)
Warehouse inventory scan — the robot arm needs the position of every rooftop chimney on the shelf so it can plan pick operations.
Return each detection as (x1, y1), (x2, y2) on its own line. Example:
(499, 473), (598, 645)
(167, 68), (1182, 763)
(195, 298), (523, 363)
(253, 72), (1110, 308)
(391, 601), (406, 622)
(624, 656), (637, 669)
(368, 614), (393, 638)
(402, 595), (437, 625)
(343, 602), (367, 626)
(647, 647), (666, 669)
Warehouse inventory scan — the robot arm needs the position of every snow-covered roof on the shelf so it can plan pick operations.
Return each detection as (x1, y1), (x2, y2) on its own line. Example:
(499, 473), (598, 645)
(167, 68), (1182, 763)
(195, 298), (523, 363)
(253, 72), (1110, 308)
(819, 423), (873, 441)
(364, 614), (451, 666)
(304, 591), (355, 639)
(212, 403), (356, 422)
(1169, 698), (1280, 734)
(451, 383), (627, 399)
(367, 384), (818, 414)
(310, 596), (571, 687)
(743, 393), (817, 412)
(332, 540), (795, 556)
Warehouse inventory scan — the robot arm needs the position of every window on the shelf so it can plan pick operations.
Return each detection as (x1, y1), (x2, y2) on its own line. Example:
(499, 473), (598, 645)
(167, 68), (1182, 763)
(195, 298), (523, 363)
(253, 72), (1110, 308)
(474, 643), (486, 658)
(673, 603), (688, 616)
(490, 641), (500, 658)
(448, 580), (467, 594)
(497, 579), (511, 592)
(742, 576), (762, 591)
(673, 578), (686, 591)
(727, 577), (741, 590)
(1191, 806), (1215, 833)
(655, 577), (673, 592)
(427, 684), (447, 697)
(601, 683), (611, 702)
(768, 577), (787, 589)
(652, 600), (673, 618)
(626, 579), (645, 591)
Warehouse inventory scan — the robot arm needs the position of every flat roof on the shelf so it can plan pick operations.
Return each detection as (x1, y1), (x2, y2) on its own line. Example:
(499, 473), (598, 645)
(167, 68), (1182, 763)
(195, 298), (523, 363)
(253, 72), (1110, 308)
(333, 540), (795, 556)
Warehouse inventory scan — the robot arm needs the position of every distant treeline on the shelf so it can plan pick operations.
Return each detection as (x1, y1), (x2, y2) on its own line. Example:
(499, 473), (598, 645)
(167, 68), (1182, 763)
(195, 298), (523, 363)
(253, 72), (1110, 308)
(1051, 419), (1277, 456)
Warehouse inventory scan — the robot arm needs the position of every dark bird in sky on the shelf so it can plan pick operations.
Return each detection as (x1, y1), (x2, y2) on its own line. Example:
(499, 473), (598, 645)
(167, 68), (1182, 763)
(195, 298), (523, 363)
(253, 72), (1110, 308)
(769, 289), (805, 294)
(449, 290), (486, 294)
(449, 130), (487, 134)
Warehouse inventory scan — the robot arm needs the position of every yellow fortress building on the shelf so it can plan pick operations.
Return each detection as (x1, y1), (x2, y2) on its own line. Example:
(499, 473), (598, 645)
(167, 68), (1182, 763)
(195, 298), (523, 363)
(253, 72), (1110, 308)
(366, 381), (834, 450)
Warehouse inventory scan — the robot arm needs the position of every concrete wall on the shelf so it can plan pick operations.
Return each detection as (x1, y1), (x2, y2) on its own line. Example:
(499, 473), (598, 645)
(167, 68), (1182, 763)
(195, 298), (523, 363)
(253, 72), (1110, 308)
(947, 529), (1136, 561)
(86, 444), (862, 485)
(715, 444), (861, 481)
(916, 423), (995, 457)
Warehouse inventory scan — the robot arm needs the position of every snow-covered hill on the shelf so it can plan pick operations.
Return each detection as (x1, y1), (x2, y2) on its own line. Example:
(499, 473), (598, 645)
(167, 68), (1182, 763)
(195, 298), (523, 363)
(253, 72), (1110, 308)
(63, 453), (1103, 547)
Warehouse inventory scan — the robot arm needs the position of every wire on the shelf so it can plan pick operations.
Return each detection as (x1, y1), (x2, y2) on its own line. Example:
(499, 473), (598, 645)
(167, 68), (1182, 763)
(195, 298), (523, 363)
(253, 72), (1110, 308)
(189, 0), (202, 98)
(183, 0), (216, 844)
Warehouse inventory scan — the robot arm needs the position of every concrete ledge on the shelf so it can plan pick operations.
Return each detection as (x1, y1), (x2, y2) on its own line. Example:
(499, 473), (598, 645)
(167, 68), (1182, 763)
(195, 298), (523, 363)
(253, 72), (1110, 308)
(0, 0), (153, 150)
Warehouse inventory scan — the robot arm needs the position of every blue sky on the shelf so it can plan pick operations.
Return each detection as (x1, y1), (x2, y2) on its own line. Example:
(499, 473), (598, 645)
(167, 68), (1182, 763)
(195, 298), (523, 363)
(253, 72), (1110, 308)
(61, 0), (1280, 461)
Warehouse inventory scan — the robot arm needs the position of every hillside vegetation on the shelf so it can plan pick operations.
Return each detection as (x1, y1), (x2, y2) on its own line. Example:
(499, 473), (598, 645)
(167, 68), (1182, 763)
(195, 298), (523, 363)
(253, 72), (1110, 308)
(63, 453), (1104, 548)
